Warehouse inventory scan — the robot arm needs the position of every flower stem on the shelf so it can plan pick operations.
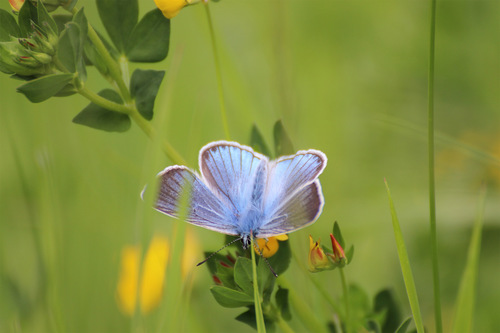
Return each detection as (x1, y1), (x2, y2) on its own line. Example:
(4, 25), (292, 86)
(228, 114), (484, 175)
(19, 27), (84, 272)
(339, 268), (350, 333)
(427, 0), (443, 332)
(204, 2), (231, 140)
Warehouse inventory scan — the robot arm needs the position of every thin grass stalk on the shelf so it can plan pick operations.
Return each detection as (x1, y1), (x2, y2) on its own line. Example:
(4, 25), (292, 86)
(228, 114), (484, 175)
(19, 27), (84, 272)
(250, 236), (266, 333)
(204, 2), (231, 140)
(427, 0), (443, 331)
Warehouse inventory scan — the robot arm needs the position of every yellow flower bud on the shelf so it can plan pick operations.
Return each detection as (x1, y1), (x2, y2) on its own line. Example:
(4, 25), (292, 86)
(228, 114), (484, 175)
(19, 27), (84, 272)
(154, 0), (189, 19)
(308, 235), (334, 272)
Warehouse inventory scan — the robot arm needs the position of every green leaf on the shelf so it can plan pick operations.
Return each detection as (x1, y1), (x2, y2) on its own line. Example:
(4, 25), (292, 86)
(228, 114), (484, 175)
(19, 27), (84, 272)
(130, 69), (165, 120)
(346, 245), (354, 264)
(37, 0), (57, 36)
(0, 9), (21, 41)
(333, 221), (345, 249)
(215, 261), (237, 290)
(18, 0), (37, 37)
(273, 120), (294, 157)
(52, 14), (72, 34)
(395, 317), (413, 333)
(72, 89), (131, 132)
(126, 9), (170, 63)
(256, 258), (275, 304)
(210, 286), (254, 308)
(373, 289), (401, 333)
(56, 22), (80, 73)
(96, 0), (138, 53)
(203, 252), (230, 276)
(17, 73), (74, 102)
(275, 287), (291, 321)
(451, 186), (486, 333)
(234, 258), (254, 296)
(250, 123), (271, 157)
(235, 309), (276, 333)
(72, 8), (88, 81)
(267, 238), (291, 276)
(384, 179), (425, 333)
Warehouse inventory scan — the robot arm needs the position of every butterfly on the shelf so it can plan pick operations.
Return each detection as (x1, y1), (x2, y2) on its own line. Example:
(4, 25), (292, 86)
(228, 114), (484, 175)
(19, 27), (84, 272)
(154, 140), (327, 250)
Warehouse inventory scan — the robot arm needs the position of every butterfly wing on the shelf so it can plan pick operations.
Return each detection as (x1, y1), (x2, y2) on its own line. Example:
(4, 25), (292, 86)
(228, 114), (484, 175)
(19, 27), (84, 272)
(257, 150), (327, 238)
(199, 141), (268, 216)
(155, 166), (239, 235)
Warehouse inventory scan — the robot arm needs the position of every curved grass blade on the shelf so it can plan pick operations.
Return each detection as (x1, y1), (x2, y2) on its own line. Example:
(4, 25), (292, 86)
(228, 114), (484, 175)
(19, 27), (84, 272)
(250, 236), (266, 333)
(384, 179), (424, 333)
(451, 185), (486, 333)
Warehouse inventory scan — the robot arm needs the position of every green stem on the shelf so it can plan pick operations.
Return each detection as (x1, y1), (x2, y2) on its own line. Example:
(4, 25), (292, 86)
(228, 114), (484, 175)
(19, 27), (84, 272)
(428, 0), (442, 332)
(78, 86), (130, 114)
(204, 2), (231, 140)
(77, 86), (186, 165)
(250, 236), (266, 333)
(339, 268), (350, 333)
(85, 21), (132, 102)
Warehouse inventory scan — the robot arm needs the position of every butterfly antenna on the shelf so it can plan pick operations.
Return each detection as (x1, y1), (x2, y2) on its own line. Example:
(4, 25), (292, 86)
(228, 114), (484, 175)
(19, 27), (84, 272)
(253, 240), (278, 278)
(196, 237), (242, 266)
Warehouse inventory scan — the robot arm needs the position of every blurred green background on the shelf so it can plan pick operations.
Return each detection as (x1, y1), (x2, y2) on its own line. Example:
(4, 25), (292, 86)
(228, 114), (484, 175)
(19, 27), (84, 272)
(0, 0), (499, 332)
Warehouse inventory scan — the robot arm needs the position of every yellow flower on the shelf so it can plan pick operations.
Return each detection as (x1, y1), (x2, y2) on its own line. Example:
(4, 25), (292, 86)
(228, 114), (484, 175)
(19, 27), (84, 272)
(9, 0), (24, 11)
(116, 231), (200, 315)
(116, 235), (169, 315)
(154, 0), (204, 19)
(308, 235), (333, 272)
(255, 234), (289, 258)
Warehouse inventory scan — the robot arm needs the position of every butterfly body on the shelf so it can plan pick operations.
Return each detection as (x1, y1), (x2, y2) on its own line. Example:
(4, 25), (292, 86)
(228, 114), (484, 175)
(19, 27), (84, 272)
(154, 141), (327, 249)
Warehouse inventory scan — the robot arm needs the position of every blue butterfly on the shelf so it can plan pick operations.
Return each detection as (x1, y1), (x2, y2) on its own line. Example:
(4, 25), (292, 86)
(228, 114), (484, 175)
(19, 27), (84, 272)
(154, 140), (327, 250)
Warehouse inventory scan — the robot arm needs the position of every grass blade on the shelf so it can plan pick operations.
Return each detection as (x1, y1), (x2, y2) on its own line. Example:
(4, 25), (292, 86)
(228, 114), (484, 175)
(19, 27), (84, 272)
(451, 185), (487, 333)
(250, 236), (266, 333)
(384, 179), (424, 333)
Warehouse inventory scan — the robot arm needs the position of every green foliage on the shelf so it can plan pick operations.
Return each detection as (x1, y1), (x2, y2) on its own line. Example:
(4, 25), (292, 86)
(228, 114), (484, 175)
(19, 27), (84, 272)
(36, 1), (58, 36)
(16, 73), (73, 102)
(451, 186), (486, 333)
(249, 124), (272, 157)
(126, 9), (170, 63)
(210, 286), (255, 308)
(0, 9), (20, 40)
(96, 0), (138, 53)
(385, 180), (425, 333)
(273, 120), (294, 156)
(72, 89), (131, 132)
(18, 0), (38, 37)
(130, 69), (165, 120)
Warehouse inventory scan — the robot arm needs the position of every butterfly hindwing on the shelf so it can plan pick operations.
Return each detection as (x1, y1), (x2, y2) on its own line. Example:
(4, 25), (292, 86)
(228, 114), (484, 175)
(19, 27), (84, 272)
(258, 150), (327, 237)
(155, 166), (239, 235)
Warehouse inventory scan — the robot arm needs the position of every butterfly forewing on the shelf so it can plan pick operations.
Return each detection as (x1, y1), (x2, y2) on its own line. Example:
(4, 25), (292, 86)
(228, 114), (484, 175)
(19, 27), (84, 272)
(200, 141), (268, 214)
(155, 166), (239, 235)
